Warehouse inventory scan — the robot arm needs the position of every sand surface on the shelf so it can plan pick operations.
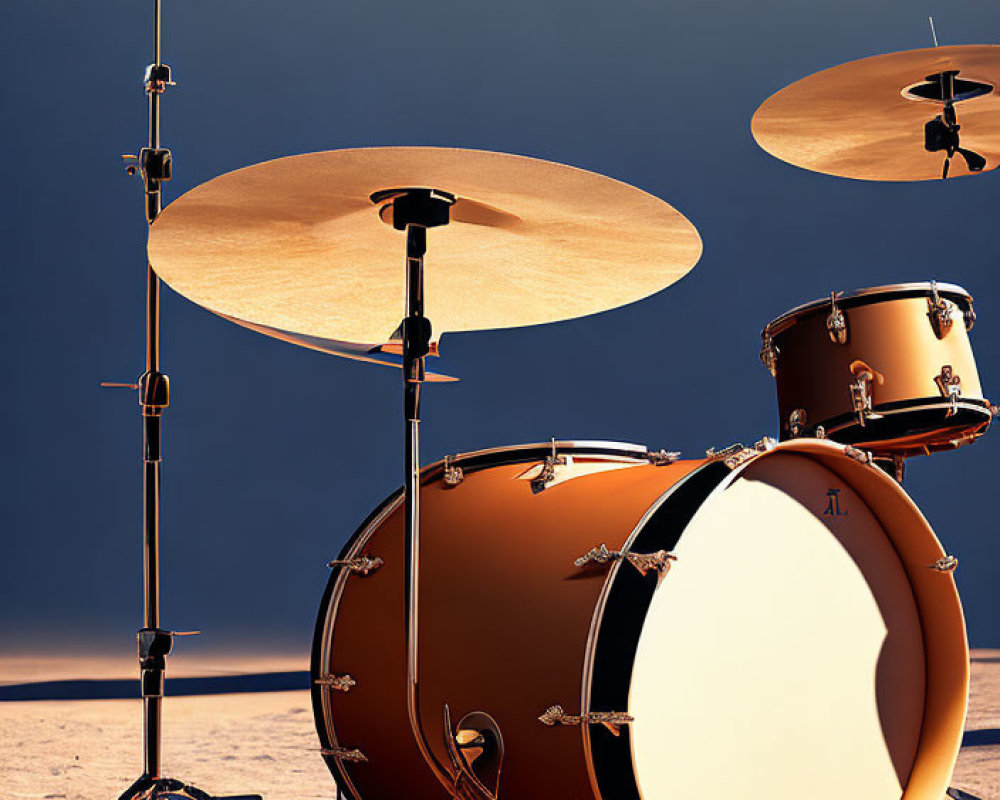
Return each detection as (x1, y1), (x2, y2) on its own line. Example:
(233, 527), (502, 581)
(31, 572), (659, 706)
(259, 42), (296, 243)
(1, 651), (997, 800)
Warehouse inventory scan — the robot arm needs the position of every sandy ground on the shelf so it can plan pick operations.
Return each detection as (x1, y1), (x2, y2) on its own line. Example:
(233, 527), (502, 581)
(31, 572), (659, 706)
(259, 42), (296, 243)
(1, 651), (997, 800)
(952, 651), (1000, 799)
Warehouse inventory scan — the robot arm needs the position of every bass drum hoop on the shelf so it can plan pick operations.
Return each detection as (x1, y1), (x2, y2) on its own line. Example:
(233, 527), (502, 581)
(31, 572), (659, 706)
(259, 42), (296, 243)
(586, 438), (968, 800)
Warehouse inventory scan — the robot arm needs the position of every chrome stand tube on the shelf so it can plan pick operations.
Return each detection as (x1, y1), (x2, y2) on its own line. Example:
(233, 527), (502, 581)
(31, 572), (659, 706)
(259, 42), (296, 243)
(401, 223), (454, 794)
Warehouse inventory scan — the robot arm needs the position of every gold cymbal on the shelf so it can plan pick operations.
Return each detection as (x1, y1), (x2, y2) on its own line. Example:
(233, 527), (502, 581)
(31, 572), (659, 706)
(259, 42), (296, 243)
(216, 314), (458, 381)
(751, 45), (1000, 181)
(147, 147), (702, 357)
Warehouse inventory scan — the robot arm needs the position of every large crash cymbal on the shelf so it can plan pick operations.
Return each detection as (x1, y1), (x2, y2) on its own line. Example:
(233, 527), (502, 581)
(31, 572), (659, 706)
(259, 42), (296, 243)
(148, 147), (702, 364)
(752, 45), (1000, 181)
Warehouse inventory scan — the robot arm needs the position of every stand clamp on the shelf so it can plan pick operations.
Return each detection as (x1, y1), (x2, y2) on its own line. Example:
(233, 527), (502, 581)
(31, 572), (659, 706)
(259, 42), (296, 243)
(136, 628), (199, 698)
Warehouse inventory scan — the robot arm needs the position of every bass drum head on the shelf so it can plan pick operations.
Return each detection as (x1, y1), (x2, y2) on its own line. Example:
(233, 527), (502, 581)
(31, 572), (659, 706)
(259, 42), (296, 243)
(626, 446), (966, 800)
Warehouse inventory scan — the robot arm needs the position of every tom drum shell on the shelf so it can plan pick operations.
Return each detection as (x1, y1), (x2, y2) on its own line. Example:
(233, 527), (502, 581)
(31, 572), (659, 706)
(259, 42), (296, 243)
(761, 281), (992, 456)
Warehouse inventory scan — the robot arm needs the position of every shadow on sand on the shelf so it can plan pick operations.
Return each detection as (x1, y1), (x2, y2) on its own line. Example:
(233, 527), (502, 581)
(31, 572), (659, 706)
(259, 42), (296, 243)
(962, 728), (1000, 748)
(0, 671), (310, 701)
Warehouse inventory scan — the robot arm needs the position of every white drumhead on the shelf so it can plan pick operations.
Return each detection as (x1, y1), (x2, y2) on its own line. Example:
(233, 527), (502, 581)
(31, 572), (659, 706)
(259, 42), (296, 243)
(629, 454), (925, 800)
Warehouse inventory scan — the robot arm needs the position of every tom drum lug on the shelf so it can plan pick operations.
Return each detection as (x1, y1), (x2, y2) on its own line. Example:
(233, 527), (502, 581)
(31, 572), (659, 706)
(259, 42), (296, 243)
(759, 330), (779, 376)
(934, 365), (963, 417)
(788, 408), (808, 438)
(849, 361), (884, 426)
(964, 300), (977, 331)
(927, 280), (955, 339)
(826, 291), (848, 344)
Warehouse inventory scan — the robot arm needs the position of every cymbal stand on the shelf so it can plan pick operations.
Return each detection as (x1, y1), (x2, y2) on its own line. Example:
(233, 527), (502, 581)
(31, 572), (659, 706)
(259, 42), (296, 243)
(107, 2), (261, 799)
(371, 189), (503, 800)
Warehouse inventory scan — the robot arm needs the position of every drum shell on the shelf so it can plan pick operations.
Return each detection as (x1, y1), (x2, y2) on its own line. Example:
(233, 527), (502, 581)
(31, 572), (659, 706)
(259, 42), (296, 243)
(312, 444), (702, 800)
(312, 439), (969, 800)
(766, 285), (990, 453)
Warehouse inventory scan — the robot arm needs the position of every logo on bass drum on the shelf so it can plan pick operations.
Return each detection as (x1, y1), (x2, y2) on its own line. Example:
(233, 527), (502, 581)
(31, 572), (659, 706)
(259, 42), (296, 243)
(823, 488), (848, 517)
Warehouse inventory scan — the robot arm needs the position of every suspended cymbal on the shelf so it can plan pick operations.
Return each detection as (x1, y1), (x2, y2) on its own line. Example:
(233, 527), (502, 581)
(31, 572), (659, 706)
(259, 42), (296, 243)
(148, 147), (702, 362)
(752, 45), (1000, 181)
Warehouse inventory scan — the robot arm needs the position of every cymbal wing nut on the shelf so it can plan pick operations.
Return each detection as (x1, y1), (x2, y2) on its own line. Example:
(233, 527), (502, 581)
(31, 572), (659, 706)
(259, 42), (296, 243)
(141, 147), (173, 183)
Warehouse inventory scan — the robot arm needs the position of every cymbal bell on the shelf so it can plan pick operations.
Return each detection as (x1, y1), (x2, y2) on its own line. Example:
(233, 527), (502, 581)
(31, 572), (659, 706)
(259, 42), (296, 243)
(752, 45), (1000, 181)
(147, 147), (702, 363)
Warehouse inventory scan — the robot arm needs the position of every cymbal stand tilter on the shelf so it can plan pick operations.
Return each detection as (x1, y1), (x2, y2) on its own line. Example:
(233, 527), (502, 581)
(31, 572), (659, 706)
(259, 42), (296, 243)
(370, 188), (504, 800)
(106, 2), (261, 799)
(923, 70), (987, 178)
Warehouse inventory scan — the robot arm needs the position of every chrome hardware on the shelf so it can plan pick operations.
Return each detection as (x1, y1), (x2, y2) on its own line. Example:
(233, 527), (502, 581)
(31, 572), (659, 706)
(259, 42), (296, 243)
(531, 438), (567, 492)
(849, 381), (872, 424)
(759, 331), (778, 376)
(992, 403), (999, 418)
(928, 555), (959, 573)
(538, 705), (634, 736)
(442, 455), (465, 487)
(707, 437), (776, 470)
(100, 380), (140, 390)
(144, 62), (176, 93)
(844, 445), (874, 466)
(646, 449), (681, 466)
(706, 443), (743, 462)
(121, 154), (140, 177)
(327, 555), (383, 575)
(574, 544), (677, 577)
(321, 746), (368, 763)
(626, 550), (677, 575)
(315, 674), (356, 692)
(934, 365), (962, 417)
(873, 455), (907, 484)
(849, 361), (884, 427)
(964, 301), (977, 331)
(574, 543), (617, 567)
(444, 706), (503, 800)
(891, 454), (905, 484)
(788, 408), (807, 437)
(927, 281), (954, 339)
(814, 425), (826, 439)
(826, 292), (847, 344)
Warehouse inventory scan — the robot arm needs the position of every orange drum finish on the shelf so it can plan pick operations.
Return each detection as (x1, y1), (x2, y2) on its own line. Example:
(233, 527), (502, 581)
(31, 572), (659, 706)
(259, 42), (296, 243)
(313, 445), (704, 800)
(761, 282), (993, 456)
(312, 440), (969, 800)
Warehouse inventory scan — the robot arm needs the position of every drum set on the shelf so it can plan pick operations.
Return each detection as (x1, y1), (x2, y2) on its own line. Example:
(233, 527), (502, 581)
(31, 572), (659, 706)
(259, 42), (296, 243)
(106, 4), (998, 800)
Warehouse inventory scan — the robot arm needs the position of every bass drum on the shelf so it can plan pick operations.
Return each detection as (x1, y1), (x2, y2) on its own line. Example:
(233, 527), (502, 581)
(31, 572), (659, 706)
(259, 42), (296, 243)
(312, 439), (967, 800)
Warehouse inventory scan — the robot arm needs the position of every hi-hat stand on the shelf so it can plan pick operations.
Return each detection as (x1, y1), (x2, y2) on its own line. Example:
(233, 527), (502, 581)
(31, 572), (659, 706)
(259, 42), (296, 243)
(105, 3), (261, 799)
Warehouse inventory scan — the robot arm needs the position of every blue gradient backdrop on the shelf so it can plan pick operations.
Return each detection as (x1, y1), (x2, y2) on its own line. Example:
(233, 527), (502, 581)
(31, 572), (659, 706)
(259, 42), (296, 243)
(2, 0), (999, 656)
